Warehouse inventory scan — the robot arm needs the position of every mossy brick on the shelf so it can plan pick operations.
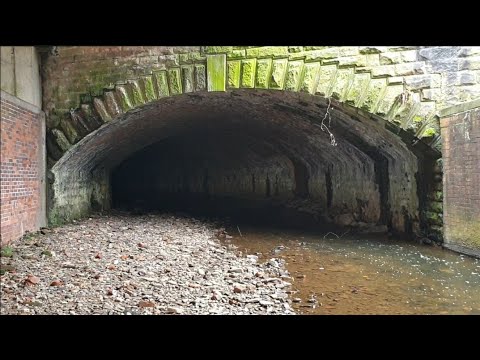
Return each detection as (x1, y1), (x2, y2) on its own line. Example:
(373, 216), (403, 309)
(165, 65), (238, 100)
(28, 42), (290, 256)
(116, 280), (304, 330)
(227, 50), (246, 59)
(79, 104), (102, 130)
(246, 47), (289, 58)
(422, 127), (437, 138)
(255, 59), (272, 89)
(59, 118), (80, 144)
(153, 71), (170, 97)
(227, 61), (241, 89)
(371, 65), (396, 77)
(288, 46), (303, 53)
(103, 91), (122, 116)
(315, 64), (337, 97)
(405, 74), (441, 90)
(394, 62), (425, 76)
(181, 65), (195, 93)
(51, 129), (71, 153)
(345, 73), (370, 106)
(429, 190), (443, 202)
(167, 68), (183, 95)
(304, 48), (340, 61)
(179, 52), (206, 64)
(304, 46), (327, 51)
(269, 59), (288, 90)
(285, 60), (304, 91)
(330, 68), (354, 101)
(359, 47), (389, 54)
(335, 55), (367, 67)
(194, 64), (206, 91)
(241, 59), (256, 88)
(360, 78), (387, 112)
(376, 85), (404, 116)
(115, 85), (133, 111)
(203, 46), (234, 54)
(300, 62), (320, 94)
(127, 80), (146, 106)
(207, 54), (226, 92)
(387, 92), (418, 124)
(142, 76), (157, 102)
(93, 97), (112, 122)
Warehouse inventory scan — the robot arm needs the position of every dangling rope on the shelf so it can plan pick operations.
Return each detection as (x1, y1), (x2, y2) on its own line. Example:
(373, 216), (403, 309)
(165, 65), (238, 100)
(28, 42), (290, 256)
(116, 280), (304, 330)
(319, 98), (337, 146)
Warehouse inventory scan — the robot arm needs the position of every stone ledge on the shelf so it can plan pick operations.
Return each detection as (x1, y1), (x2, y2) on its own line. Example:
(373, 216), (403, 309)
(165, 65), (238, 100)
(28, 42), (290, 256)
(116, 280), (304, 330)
(0, 90), (43, 114)
(443, 243), (480, 259)
(438, 98), (480, 118)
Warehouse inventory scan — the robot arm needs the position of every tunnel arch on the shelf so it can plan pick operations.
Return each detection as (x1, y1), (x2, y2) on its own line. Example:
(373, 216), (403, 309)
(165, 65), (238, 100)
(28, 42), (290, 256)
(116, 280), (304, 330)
(48, 88), (440, 237)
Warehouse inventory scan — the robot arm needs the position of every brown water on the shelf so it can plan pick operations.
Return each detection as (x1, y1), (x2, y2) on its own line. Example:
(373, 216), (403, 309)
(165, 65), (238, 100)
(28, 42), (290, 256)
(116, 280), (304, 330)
(222, 225), (480, 315)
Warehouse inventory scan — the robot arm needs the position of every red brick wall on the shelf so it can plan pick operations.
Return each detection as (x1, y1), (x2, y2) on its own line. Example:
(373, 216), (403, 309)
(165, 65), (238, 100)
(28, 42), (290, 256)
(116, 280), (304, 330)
(441, 106), (480, 256)
(1, 93), (45, 245)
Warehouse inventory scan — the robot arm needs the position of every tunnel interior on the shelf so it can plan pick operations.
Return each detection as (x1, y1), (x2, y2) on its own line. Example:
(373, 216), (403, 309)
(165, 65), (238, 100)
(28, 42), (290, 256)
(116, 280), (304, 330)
(50, 90), (429, 234)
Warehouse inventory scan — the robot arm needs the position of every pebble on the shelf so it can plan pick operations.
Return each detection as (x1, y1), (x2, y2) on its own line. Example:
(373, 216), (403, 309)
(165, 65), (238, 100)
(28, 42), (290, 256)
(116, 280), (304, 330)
(0, 213), (294, 315)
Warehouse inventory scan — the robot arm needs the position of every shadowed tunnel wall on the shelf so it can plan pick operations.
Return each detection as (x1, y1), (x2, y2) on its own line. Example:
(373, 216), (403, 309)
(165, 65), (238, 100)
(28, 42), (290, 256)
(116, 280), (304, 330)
(48, 90), (437, 235)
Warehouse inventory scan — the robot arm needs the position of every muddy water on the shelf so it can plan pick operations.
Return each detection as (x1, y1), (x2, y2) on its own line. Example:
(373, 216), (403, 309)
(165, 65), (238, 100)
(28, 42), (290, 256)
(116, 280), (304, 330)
(222, 225), (480, 315)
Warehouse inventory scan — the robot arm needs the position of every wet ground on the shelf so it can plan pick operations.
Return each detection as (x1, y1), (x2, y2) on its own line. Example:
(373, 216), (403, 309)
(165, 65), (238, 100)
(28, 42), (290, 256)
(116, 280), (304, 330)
(222, 224), (480, 315)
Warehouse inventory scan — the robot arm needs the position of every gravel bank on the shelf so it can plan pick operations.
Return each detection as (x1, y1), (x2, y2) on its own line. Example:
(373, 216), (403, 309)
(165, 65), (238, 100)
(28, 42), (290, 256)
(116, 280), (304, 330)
(0, 213), (294, 315)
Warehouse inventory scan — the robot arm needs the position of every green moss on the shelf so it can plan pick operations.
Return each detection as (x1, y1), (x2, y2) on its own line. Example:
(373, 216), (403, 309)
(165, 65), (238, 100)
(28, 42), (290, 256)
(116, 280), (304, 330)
(168, 68), (183, 95)
(59, 118), (80, 144)
(153, 71), (170, 97)
(128, 80), (145, 106)
(241, 59), (256, 88)
(227, 61), (241, 89)
(288, 46), (304, 53)
(41, 250), (53, 257)
(115, 85), (133, 111)
(269, 59), (288, 89)
(143, 76), (157, 102)
(194, 64), (206, 91)
(413, 115), (424, 122)
(207, 55), (226, 92)
(0, 246), (14, 258)
(316, 65), (337, 97)
(428, 201), (443, 213)
(304, 46), (327, 51)
(227, 50), (246, 59)
(179, 52), (205, 63)
(300, 62), (320, 94)
(181, 65), (194, 93)
(285, 61), (304, 91)
(246, 46), (289, 58)
(425, 211), (442, 226)
(255, 59), (272, 89)
(361, 78), (386, 112)
(330, 68), (354, 101)
(422, 127), (437, 137)
(204, 46), (233, 54)
(51, 129), (71, 153)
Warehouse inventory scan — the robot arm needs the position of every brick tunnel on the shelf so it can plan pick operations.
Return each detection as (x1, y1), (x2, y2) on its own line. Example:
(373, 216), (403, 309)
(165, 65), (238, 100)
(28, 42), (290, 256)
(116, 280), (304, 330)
(48, 90), (439, 236)
(3, 46), (480, 256)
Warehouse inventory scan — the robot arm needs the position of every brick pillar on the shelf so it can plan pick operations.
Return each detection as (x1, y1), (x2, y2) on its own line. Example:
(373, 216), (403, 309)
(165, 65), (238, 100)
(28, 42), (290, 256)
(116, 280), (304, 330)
(440, 99), (480, 258)
(0, 91), (46, 245)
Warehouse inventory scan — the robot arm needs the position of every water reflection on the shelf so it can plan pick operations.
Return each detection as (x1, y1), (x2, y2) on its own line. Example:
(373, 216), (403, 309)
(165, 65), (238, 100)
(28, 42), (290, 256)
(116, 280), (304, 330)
(223, 226), (480, 315)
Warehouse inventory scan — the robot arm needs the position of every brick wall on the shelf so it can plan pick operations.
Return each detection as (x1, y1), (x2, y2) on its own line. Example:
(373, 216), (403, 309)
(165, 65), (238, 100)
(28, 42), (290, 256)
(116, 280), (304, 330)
(1, 91), (46, 245)
(441, 102), (480, 257)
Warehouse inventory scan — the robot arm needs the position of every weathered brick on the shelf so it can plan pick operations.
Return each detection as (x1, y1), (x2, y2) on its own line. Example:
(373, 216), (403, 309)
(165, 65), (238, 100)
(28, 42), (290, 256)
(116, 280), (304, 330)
(0, 97), (43, 244)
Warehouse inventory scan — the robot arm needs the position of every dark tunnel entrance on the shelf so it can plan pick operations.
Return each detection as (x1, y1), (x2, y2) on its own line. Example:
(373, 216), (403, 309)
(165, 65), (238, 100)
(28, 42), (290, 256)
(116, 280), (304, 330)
(110, 118), (321, 228)
(50, 90), (434, 235)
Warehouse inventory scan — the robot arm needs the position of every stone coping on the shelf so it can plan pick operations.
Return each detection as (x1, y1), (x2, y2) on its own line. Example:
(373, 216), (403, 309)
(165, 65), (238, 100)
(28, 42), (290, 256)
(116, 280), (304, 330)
(0, 90), (42, 114)
(438, 98), (480, 118)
